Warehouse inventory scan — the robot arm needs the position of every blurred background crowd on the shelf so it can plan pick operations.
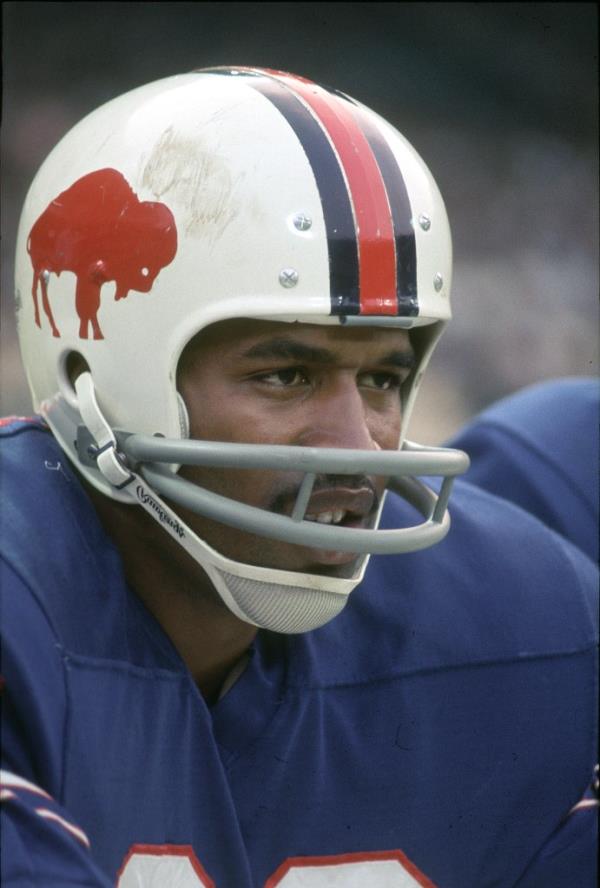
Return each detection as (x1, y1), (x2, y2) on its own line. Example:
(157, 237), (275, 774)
(2, 2), (598, 443)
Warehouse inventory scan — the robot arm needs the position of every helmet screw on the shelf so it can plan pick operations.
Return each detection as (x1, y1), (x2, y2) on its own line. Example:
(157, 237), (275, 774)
(433, 273), (444, 292)
(279, 268), (299, 288)
(418, 214), (431, 231)
(293, 213), (312, 231)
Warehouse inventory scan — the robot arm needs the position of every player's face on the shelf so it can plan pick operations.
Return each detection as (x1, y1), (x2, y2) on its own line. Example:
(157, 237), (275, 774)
(177, 319), (414, 576)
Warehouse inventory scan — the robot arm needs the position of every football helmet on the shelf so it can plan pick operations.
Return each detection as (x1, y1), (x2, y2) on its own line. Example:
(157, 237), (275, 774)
(15, 67), (468, 633)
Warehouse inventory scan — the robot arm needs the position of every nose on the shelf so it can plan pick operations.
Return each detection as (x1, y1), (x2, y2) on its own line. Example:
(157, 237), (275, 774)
(297, 375), (378, 451)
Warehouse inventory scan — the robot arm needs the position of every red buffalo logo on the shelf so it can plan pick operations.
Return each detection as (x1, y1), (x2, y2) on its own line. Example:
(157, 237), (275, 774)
(27, 168), (178, 340)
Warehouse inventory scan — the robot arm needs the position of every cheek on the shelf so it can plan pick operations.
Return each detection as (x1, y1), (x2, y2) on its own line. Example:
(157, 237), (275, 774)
(189, 398), (293, 446)
(180, 374), (279, 445)
(184, 387), (247, 443)
(181, 463), (297, 512)
(369, 403), (402, 450)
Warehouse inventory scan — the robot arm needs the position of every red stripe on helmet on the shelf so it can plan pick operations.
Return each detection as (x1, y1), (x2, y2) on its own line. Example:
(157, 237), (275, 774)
(260, 69), (398, 316)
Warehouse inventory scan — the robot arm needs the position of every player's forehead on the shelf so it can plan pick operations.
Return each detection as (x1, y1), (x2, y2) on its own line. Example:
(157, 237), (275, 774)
(179, 318), (414, 372)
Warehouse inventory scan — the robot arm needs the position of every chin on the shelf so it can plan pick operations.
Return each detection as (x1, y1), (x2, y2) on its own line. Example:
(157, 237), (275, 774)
(279, 545), (362, 579)
(196, 520), (362, 578)
(304, 547), (360, 568)
(304, 557), (363, 579)
(228, 539), (359, 578)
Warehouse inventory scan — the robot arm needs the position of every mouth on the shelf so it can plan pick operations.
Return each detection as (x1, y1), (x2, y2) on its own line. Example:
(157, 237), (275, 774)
(291, 484), (379, 567)
(300, 485), (377, 527)
(247, 477), (383, 571)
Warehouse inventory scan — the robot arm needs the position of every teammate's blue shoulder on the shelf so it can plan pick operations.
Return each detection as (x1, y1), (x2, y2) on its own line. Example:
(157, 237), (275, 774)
(447, 377), (599, 561)
(470, 377), (598, 433)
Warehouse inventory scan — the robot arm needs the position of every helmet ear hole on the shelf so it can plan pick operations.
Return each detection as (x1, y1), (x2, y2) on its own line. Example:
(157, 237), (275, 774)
(66, 351), (90, 386)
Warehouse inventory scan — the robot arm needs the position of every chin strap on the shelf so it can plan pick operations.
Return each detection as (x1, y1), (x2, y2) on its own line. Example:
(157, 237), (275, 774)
(74, 372), (215, 551)
(75, 373), (134, 490)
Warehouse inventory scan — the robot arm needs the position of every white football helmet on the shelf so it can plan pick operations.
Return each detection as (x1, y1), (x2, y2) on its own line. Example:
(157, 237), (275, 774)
(15, 67), (468, 633)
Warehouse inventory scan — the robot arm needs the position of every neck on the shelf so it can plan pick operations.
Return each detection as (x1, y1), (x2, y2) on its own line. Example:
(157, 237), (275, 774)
(83, 479), (257, 704)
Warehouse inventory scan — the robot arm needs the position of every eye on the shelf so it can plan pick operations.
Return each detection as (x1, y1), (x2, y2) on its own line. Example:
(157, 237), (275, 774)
(359, 371), (402, 391)
(257, 367), (309, 387)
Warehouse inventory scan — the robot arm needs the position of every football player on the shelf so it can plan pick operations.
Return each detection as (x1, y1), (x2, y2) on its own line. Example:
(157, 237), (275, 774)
(448, 376), (599, 564)
(2, 68), (597, 888)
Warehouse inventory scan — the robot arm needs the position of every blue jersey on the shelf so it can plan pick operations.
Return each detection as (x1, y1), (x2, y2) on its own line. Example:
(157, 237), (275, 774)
(447, 377), (599, 564)
(1, 417), (598, 888)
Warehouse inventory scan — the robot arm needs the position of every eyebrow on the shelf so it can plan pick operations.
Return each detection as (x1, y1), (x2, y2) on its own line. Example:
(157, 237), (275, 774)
(241, 337), (416, 369)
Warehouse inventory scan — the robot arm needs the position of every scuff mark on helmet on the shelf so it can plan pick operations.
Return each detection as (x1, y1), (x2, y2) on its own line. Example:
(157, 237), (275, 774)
(141, 126), (238, 240)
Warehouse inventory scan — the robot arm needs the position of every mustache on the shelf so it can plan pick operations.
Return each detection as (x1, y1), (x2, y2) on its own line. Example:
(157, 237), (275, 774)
(267, 474), (380, 517)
